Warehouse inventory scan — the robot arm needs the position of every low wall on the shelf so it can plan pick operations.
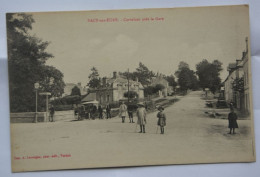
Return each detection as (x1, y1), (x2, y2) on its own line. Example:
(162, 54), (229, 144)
(10, 110), (75, 123)
(53, 110), (74, 122)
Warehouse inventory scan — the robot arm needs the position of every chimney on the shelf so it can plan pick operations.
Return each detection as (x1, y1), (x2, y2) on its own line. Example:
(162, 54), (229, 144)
(102, 77), (107, 86)
(113, 71), (117, 79)
(136, 77), (138, 82)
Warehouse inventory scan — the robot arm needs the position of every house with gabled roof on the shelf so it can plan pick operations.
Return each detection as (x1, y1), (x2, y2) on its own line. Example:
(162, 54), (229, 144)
(87, 71), (144, 105)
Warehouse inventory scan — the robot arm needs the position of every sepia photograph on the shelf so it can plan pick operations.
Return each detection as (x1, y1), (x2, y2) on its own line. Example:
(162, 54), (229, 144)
(7, 5), (255, 172)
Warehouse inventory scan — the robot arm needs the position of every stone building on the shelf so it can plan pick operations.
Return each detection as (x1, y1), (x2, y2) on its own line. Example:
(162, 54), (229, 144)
(88, 72), (144, 105)
(224, 37), (250, 113)
(243, 37), (250, 114)
(150, 74), (169, 97)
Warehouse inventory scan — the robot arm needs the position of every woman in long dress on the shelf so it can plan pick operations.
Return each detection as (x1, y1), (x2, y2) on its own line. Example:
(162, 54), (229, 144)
(119, 101), (127, 123)
(136, 103), (147, 133)
(228, 108), (238, 134)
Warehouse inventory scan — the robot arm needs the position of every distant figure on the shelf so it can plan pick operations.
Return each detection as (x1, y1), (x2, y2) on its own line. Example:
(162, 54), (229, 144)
(119, 101), (127, 123)
(228, 108), (238, 134)
(157, 106), (166, 134)
(98, 105), (103, 119)
(92, 105), (97, 120)
(137, 103), (147, 133)
(106, 103), (112, 119)
(49, 105), (55, 122)
(78, 105), (85, 120)
(127, 102), (137, 123)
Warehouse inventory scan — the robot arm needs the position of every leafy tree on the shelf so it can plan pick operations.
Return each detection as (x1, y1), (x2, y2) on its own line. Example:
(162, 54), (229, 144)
(175, 61), (190, 78)
(7, 13), (65, 112)
(87, 67), (101, 88)
(175, 62), (198, 92)
(135, 62), (155, 86)
(196, 59), (223, 93)
(71, 86), (81, 96)
(154, 84), (165, 92)
(39, 66), (65, 97)
(164, 75), (177, 87)
(123, 91), (138, 99)
(144, 86), (156, 96)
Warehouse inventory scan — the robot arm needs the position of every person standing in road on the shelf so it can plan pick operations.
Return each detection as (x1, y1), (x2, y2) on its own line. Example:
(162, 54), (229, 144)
(98, 105), (103, 119)
(119, 101), (127, 123)
(157, 106), (166, 134)
(228, 107), (238, 134)
(49, 105), (55, 122)
(127, 101), (137, 123)
(137, 103), (147, 133)
(106, 103), (112, 119)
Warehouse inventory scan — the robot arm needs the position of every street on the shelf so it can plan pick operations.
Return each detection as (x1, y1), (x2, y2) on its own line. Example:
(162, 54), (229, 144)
(11, 91), (255, 172)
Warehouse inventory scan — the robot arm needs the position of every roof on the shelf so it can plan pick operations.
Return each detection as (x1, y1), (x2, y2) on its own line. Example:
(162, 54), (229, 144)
(81, 92), (96, 102)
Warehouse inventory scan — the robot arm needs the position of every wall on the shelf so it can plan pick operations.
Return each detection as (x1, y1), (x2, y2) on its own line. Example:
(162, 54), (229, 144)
(10, 110), (75, 123)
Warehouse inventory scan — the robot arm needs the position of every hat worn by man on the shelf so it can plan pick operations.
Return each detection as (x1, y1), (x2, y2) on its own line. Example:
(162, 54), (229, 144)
(158, 106), (164, 111)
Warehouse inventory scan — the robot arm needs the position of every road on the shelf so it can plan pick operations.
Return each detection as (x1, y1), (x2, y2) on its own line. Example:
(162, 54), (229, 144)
(11, 91), (255, 172)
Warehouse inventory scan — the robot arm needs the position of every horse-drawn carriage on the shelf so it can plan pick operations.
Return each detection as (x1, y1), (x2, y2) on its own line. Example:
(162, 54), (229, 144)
(75, 100), (99, 120)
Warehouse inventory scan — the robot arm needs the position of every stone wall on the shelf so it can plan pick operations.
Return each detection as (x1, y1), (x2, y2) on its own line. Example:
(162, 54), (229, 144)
(10, 110), (75, 123)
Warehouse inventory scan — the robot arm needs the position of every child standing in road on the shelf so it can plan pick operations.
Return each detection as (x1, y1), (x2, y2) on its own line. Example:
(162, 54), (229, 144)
(157, 106), (166, 134)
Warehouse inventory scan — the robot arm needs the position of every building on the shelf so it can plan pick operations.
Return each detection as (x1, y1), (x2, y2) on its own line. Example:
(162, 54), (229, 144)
(243, 37), (250, 114)
(150, 74), (169, 97)
(88, 72), (144, 105)
(224, 37), (250, 113)
(62, 82), (87, 97)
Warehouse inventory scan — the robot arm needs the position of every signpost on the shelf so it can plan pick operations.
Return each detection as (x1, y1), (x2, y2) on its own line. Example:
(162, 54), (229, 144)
(34, 83), (40, 123)
(39, 92), (51, 122)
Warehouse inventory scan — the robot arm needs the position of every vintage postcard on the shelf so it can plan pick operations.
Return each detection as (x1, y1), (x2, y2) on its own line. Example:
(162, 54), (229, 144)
(7, 5), (255, 172)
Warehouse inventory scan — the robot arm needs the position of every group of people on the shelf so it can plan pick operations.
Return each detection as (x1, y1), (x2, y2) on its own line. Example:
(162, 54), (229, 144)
(49, 101), (238, 135)
(75, 104), (112, 120)
(119, 101), (167, 134)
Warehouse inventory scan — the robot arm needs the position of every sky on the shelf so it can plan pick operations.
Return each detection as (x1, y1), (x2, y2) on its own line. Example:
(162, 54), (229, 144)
(29, 5), (250, 86)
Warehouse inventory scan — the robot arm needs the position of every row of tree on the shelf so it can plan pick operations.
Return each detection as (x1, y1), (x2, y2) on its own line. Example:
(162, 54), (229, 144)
(88, 60), (223, 95)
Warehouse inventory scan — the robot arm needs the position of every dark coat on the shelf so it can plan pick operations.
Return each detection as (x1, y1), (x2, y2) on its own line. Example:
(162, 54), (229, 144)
(157, 112), (166, 127)
(228, 112), (238, 128)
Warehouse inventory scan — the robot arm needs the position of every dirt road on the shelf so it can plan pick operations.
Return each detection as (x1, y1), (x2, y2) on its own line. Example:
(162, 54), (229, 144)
(11, 91), (255, 172)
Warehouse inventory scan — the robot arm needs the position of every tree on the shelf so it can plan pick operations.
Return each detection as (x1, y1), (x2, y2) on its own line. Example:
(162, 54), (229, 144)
(175, 62), (198, 92)
(7, 13), (65, 112)
(144, 86), (156, 97)
(196, 59), (223, 93)
(71, 86), (81, 96)
(39, 66), (65, 97)
(164, 75), (177, 87)
(123, 91), (138, 99)
(154, 84), (165, 92)
(175, 61), (190, 78)
(135, 62), (155, 86)
(87, 67), (101, 88)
